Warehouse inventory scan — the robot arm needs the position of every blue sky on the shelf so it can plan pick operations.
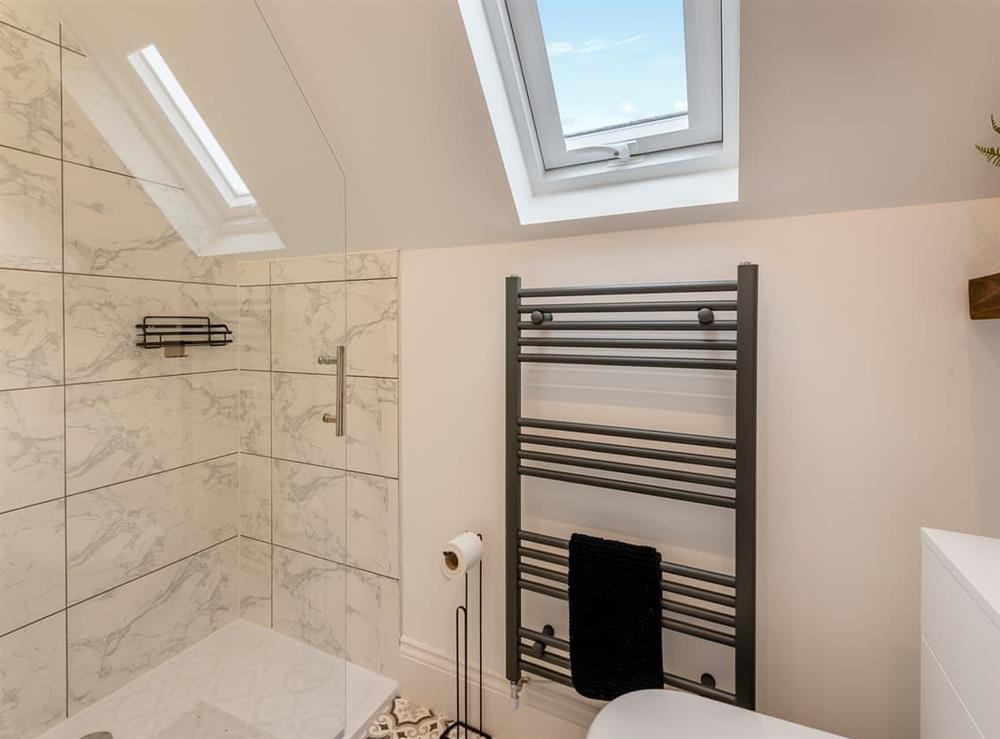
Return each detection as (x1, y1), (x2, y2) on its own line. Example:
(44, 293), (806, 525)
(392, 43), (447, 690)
(536, 0), (688, 136)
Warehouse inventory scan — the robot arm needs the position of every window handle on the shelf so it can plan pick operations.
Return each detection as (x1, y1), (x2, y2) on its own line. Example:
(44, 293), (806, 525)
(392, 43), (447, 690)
(569, 140), (637, 164)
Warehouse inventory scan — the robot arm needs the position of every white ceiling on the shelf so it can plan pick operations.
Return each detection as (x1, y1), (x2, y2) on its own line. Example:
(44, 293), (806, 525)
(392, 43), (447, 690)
(259, 0), (1000, 252)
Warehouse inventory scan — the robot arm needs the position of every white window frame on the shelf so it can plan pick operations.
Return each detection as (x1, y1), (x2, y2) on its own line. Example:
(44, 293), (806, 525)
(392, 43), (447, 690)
(503, 0), (723, 171)
(129, 44), (256, 210)
(461, 0), (739, 223)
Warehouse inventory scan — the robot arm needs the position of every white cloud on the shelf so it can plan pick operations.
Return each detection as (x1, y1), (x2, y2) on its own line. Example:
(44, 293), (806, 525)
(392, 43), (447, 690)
(620, 100), (637, 115)
(673, 99), (688, 112)
(547, 35), (646, 57)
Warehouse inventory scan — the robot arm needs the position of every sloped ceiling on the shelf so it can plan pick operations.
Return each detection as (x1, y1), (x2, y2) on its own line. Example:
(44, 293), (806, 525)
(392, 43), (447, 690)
(259, 0), (1000, 251)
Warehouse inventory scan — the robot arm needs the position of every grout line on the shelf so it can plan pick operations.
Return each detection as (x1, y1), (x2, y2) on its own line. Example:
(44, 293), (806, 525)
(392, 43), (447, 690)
(63, 158), (184, 191)
(63, 367), (237, 389)
(258, 451), (399, 482)
(0, 142), (62, 164)
(66, 536), (239, 609)
(0, 494), (65, 517)
(0, 143), (180, 191)
(269, 275), (398, 287)
(65, 452), (238, 500)
(259, 538), (398, 584)
(58, 29), (70, 719)
(0, 262), (237, 288)
(0, 606), (66, 640)
(268, 260), (275, 628)
(0, 19), (83, 55)
(268, 368), (398, 381)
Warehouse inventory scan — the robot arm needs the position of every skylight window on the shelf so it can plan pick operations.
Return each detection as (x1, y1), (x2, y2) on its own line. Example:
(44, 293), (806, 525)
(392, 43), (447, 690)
(538, 1), (688, 138)
(503, 0), (724, 171)
(460, 0), (739, 223)
(129, 44), (255, 208)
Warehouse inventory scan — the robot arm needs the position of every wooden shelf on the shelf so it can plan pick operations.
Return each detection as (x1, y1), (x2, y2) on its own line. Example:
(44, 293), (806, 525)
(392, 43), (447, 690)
(969, 272), (1000, 320)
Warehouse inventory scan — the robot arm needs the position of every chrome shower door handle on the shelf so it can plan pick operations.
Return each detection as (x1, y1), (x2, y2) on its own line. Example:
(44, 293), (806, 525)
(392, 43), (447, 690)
(317, 346), (345, 436)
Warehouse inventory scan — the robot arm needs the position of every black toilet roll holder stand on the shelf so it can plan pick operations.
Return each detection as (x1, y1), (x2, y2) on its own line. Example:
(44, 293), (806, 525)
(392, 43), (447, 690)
(441, 536), (492, 739)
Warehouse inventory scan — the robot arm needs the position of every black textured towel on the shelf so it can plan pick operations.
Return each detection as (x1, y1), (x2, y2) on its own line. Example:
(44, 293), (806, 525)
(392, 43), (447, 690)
(568, 533), (664, 701)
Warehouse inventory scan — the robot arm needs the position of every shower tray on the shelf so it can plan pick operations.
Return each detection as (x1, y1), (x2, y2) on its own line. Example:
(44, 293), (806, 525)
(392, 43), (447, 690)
(38, 620), (396, 739)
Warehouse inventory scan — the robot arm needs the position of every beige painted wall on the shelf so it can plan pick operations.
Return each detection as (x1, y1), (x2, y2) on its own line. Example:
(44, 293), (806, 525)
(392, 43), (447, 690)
(397, 196), (1000, 739)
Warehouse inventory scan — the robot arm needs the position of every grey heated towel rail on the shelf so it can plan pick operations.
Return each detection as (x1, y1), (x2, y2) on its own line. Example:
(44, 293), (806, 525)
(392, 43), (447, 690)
(505, 264), (758, 710)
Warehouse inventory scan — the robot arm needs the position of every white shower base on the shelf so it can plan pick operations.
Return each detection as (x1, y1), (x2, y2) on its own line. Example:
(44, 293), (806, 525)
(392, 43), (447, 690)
(38, 619), (396, 739)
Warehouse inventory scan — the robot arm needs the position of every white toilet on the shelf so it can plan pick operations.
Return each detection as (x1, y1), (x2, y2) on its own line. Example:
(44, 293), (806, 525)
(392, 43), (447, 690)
(586, 690), (847, 738)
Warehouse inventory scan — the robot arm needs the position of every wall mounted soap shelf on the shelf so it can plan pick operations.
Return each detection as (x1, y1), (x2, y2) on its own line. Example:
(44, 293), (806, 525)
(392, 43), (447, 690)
(135, 316), (233, 358)
(969, 272), (1000, 319)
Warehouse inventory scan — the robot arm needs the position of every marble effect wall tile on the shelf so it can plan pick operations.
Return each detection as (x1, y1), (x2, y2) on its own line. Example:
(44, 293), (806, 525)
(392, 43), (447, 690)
(237, 260), (269, 287)
(271, 372), (345, 469)
(239, 453), (271, 541)
(346, 472), (398, 578)
(67, 538), (238, 713)
(238, 535), (270, 628)
(272, 546), (346, 658)
(64, 275), (238, 383)
(273, 459), (346, 563)
(63, 163), (235, 284)
(345, 377), (398, 477)
(0, 0), (61, 44)
(65, 371), (238, 494)
(271, 282), (345, 374)
(0, 611), (66, 739)
(347, 250), (398, 280)
(239, 370), (271, 456)
(0, 146), (61, 271)
(346, 569), (399, 677)
(270, 254), (344, 285)
(0, 386), (63, 512)
(346, 279), (397, 377)
(0, 24), (59, 157)
(60, 26), (82, 55)
(0, 268), (63, 390)
(0, 498), (65, 634)
(62, 50), (178, 185)
(66, 455), (238, 603)
(238, 285), (270, 372)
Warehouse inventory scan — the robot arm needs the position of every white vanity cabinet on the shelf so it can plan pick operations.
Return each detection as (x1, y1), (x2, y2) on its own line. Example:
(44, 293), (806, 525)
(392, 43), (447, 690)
(921, 528), (1000, 739)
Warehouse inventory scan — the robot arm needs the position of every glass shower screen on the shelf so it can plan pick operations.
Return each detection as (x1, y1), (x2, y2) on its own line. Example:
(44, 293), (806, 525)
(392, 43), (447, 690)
(51, 0), (350, 736)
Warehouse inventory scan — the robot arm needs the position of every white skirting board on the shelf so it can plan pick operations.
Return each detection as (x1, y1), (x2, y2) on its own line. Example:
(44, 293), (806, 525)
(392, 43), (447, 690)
(398, 635), (599, 739)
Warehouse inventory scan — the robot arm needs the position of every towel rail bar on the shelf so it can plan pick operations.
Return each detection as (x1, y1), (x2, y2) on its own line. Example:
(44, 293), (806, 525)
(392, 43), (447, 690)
(518, 531), (736, 588)
(518, 434), (736, 469)
(662, 582), (736, 608)
(518, 338), (738, 351)
(518, 580), (736, 647)
(519, 627), (739, 705)
(517, 546), (568, 567)
(519, 565), (735, 627)
(518, 320), (738, 332)
(518, 554), (734, 604)
(517, 280), (738, 298)
(519, 466), (736, 508)
(520, 660), (739, 707)
(519, 418), (737, 450)
(518, 300), (738, 313)
(520, 660), (574, 686)
(519, 627), (570, 652)
(518, 450), (737, 489)
(519, 644), (572, 670)
(518, 354), (738, 370)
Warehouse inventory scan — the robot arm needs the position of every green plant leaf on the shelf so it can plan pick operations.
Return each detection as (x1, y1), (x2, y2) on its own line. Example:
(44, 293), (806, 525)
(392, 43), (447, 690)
(993, 114), (1000, 136)
(976, 144), (1000, 167)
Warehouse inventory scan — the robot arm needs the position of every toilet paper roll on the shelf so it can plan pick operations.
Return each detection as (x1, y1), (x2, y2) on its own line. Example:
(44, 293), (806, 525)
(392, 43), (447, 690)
(441, 531), (483, 580)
